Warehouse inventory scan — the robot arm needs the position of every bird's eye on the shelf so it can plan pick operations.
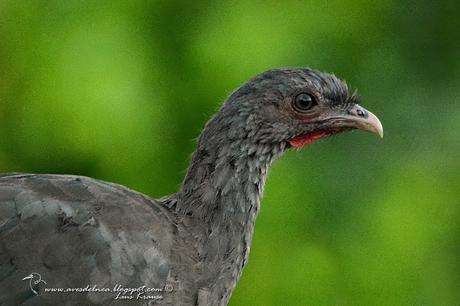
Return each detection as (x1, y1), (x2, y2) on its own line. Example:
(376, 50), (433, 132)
(293, 93), (316, 112)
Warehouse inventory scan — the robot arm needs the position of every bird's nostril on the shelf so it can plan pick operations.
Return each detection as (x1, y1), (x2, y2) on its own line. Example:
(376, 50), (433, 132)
(356, 109), (366, 117)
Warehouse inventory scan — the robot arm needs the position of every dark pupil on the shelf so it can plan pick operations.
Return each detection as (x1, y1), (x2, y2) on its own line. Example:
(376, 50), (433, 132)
(295, 93), (314, 111)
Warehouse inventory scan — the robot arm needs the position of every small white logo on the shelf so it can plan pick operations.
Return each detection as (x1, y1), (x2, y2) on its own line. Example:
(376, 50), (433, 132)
(22, 272), (47, 295)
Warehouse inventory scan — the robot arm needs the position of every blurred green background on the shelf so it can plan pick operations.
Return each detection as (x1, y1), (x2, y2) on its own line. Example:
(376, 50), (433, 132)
(1, 1), (459, 305)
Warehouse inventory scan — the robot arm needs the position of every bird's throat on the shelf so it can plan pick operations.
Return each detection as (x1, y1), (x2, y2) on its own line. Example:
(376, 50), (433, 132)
(288, 128), (348, 148)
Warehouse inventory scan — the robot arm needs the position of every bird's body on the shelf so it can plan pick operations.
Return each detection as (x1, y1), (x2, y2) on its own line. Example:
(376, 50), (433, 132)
(0, 68), (382, 305)
(0, 173), (258, 305)
(0, 174), (177, 305)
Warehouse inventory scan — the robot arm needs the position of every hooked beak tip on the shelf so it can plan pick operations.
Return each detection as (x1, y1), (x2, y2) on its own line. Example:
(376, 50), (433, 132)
(365, 109), (384, 139)
(347, 105), (383, 139)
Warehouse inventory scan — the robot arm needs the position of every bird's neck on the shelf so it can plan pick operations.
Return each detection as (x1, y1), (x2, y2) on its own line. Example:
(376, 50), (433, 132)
(176, 113), (286, 249)
(178, 140), (284, 221)
(173, 112), (286, 298)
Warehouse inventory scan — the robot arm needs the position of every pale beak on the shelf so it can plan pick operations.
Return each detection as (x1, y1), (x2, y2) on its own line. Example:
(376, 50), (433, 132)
(336, 104), (384, 138)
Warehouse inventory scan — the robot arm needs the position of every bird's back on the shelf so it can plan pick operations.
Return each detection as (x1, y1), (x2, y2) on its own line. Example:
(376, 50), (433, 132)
(0, 173), (180, 305)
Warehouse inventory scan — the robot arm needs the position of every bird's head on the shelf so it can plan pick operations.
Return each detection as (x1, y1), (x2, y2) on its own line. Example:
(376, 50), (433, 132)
(222, 68), (383, 148)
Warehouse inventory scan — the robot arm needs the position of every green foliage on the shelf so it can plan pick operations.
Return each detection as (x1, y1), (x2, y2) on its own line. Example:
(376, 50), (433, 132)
(1, 1), (458, 305)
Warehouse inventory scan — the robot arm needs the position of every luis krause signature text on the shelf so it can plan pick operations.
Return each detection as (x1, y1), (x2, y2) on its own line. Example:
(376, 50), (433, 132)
(44, 284), (172, 300)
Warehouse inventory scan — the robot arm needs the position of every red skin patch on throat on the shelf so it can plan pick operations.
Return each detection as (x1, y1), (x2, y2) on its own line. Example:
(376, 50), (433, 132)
(288, 128), (344, 148)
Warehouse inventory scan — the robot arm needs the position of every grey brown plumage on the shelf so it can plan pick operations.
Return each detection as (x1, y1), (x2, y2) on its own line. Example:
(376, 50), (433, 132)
(0, 68), (383, 305)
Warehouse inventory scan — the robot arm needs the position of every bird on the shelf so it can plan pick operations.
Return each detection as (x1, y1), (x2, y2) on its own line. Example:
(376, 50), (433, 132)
(0, 68), (383, 306)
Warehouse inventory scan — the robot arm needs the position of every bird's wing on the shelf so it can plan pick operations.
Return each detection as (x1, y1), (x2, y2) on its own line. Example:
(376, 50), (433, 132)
(0, 173), (178, 305)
